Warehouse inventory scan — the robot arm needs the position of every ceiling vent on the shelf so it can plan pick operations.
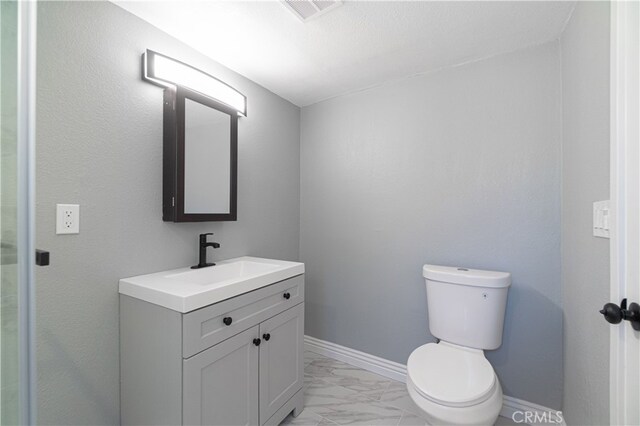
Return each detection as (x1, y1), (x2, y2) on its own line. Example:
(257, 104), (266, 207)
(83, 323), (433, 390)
(281, 0), (343, 22)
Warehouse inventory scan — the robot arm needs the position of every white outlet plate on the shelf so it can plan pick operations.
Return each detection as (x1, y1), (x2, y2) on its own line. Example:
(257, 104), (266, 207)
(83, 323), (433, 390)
(56, 204), (80, 234)
(593, 200), (610, 238)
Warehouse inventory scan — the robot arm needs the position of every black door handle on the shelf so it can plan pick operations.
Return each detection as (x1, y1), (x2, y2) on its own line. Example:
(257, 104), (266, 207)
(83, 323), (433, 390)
(600, 302), (623, 324)
(223, 317), (232, 326)
(263, 333), (271, 341)
(253, 338), (261, 346)
(600, 298), (640, 330)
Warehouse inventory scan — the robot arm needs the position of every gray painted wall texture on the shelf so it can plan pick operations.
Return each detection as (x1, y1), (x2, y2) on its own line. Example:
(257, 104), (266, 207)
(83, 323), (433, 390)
(34, 1), (611, 422)
(560, 2), (610, 424)
(300, 42), (563, 409)
(36, 2), (300, 424)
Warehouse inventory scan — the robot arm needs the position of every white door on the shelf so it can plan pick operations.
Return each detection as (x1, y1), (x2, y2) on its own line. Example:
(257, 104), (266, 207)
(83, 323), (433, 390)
(609, 2), (640, 424)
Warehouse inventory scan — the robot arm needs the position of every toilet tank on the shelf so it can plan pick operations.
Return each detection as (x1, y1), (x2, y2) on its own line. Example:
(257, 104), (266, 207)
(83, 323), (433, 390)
(423, 265), (511, 350)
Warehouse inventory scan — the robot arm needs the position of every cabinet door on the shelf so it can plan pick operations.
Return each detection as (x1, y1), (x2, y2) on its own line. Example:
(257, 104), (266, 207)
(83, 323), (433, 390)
(259, 304), (304, 424)
(184, 326), (259, 426)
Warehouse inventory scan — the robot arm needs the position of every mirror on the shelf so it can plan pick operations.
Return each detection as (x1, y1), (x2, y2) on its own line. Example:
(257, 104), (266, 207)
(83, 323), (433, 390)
(163, 87), (238, 222)
(184, 99), (231, 214)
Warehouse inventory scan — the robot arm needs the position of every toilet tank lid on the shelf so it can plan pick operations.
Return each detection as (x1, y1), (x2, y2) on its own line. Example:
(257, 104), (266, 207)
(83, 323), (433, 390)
(423, 264), (511, 288)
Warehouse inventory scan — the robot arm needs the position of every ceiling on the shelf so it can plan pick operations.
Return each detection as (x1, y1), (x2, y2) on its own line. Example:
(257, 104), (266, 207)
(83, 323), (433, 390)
(114, 1), (576, 107)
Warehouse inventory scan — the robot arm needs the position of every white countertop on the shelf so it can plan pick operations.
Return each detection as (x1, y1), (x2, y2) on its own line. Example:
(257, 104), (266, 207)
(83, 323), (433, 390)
(119, 256), (305, 313)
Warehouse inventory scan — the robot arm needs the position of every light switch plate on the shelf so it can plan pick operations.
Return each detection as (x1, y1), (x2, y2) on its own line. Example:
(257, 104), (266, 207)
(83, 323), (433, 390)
(56, 204), (80, 234)
(593, 200), (610, 238)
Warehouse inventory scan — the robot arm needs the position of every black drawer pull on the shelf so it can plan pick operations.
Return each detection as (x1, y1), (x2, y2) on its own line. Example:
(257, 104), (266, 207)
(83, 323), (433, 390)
(283, 292), (291, 300)
(223, 317), (232, 326)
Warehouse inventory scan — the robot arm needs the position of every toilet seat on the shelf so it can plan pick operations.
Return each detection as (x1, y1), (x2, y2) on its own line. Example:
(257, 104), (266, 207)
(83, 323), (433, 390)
(407, 342), (496, 408)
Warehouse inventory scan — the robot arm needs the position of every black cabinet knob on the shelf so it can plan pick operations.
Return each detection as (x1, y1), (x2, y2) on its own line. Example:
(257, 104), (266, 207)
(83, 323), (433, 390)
(263, 333), (271, 341)
(283, 292), (291, 300)
(223, 317), (233, 326)
(253, 338), (261, 346)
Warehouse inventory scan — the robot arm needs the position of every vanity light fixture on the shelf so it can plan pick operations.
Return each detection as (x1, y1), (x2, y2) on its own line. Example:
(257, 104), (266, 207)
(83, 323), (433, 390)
(142, 49), (247, 117)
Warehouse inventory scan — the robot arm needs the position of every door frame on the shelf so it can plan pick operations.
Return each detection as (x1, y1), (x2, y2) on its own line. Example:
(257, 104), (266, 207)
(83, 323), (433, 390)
(16, 1), (38, 424)
(610, 1), (639, 424)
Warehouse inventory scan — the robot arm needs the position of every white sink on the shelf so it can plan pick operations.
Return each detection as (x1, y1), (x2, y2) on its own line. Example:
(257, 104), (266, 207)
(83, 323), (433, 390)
(119, 256), (304, 313)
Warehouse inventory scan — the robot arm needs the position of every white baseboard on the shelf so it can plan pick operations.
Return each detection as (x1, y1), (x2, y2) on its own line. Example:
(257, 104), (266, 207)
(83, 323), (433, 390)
(304, 335), (407, 382)
(304, 335), (565, 426)
(500, 396), (566, 425)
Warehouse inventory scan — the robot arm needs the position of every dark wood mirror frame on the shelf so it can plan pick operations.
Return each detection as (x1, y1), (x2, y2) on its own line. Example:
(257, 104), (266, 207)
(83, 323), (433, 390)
(163, 86), (238, 222)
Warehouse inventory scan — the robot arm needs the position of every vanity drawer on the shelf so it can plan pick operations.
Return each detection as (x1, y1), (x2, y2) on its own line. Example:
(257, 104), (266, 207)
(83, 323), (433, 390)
(183, 275), (304, 358)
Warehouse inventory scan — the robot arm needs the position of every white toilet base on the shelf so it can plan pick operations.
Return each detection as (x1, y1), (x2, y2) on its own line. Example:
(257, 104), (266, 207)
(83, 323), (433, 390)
(407, 374), (503, 426)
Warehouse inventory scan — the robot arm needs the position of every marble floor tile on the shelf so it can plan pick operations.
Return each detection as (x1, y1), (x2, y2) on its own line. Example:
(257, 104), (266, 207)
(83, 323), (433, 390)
(305, 357), (391, 400)
(312, 399), (403, 426)
(290, 351), (519, 426)
(317, 364), (391, 400)
(398, 410), (518, 426)
(317, 419), (339, 426)
(397, 412), (428, 426)
(281, 409), (326, 426)
(379, 381), (423, 416)
(397, 410), (519, 426)
(494, 415), (519, 425)
(305, 373), (316, 388)
(304, 376), (371, 414)
(305, 357), (350, 378)
(305, 351), (329, 364)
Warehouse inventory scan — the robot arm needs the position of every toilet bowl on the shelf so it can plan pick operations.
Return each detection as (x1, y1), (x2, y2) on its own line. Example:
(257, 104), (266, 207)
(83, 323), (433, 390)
(407, 342), (503, 426)
(407, 265), (511, 426)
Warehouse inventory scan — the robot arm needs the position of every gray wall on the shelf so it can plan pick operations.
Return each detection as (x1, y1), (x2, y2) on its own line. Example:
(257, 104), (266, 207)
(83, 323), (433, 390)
(560, 2), (610, 424)
(36, 2), (300, 424)
(300, 42), (563, 408)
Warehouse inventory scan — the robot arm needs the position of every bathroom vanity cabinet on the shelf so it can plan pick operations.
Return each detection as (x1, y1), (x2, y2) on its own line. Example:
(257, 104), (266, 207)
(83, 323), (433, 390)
(120, 274), (305, 426)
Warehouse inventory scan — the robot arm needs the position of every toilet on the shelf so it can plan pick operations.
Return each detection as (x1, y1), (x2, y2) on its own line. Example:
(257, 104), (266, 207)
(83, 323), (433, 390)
(407, 265), (511, 426)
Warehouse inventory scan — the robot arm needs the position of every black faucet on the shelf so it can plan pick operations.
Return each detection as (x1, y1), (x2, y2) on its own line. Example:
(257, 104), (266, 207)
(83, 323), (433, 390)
(191, 233), (220, 269)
